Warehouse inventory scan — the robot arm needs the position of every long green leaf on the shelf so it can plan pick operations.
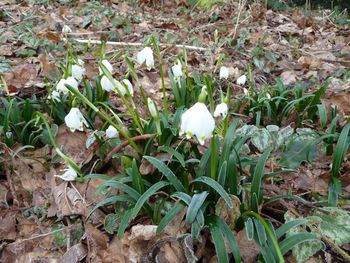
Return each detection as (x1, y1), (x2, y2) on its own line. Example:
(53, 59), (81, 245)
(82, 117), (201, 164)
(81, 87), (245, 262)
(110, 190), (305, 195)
(144, 156), (185, 192)
(328, 123), (350, 206)
(192, 177), (233, 208)
(117, 208), (133, 239)
(217, 161), (227, 188)
(157, 201), (186, 235)
(131, 159), (144, 194)
(208, 221), (229, 263)
(96, 180), (140, 201)
(275, 219), (307, 240)
(185, 192), (208, 224)
(280, 233), (318, 255)
(172, 192), (191, 205)
(158, 145), (185, 167)
(87, 195), (133, 219)
(217, 217), (241, 263)
(251, 148), (271, 211)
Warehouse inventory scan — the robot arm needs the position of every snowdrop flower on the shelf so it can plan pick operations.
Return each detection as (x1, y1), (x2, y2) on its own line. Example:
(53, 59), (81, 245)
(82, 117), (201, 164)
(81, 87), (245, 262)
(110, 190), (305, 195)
(100, 75), (115, 92)
(243, 88), (248, 95)
(171, 60), (183, 79)
(117, 79), (133, 96)
(214, 103), (228, 118)
(62, 25), (72, 33)
(72, 64), (85, 81)
(65, 107), (87, 132)
(106, 125), (119, 139)
(237, 75), (247, 85)
(180, 102), (215, 145)
(266, 93), (271, 99)
(147, 98), (157, 118)
(219, 66), (229, 79)
(48, 90), (60, 102)
(56, 77), (79, 94)
(77, 59), (84, 66)
(99, 59), (113, 75)
(137, 47), (154, 70)
(56, 166), (77, 181)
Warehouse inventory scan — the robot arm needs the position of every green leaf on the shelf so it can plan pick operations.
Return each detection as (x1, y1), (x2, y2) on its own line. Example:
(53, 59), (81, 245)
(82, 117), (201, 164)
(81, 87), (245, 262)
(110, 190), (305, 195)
(185, 192), (208, 224)
(131, 159), (145, 194)
(329, 123), (350, 206)
(250, 148), (271, 210)
(217, 161), (227, 187)
(117, 208), (133, 239)
(144, 156), (185, 192)
(245, 217), (254, 240)
(208, 220), (229, 263)
(157, 201), (186, 235)
(172, 192), (191, 205)
(276, 219), (307, 239)
(251, 128), (271, 152)
(280, 233), (318, 255)
(192, 177), (233, 208)
(158, 146), (185, 168)
(87, 195), (133, 219)
(216, 217), (241, 263)
(104, 213), (122, 234)
(96, 180), (140, 201)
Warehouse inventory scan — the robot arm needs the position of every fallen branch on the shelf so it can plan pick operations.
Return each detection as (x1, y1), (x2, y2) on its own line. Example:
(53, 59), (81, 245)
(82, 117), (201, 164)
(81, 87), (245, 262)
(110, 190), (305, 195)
(72, 38), (209, 52)
(104, 134), (157, 163)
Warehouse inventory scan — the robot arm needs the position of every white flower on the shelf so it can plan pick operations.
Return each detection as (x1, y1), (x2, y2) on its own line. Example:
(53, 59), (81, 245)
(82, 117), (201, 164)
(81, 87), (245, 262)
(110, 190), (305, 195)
(243, 88), (248, 95)
(72, 64), (85, 81)
(62, 25), (72, 33)
(147, 98), (157, 118)
(118, 79), (133, 96)
(171, 60), (183, 79)
(99, 59), (113, 75)
(56, 77), (79, 94)
(48, 90), (60, 102)
(56, 166), (77, 181)
(64, 107), (87, 132)
(77, 59), (84, 66)
(237, 75), (247, 85)
(137, 47), (154, 70)
(214, 103), (228, 118)
(179, 102), (215, 145)
(266, 93), (271, 99)
(219, 66), (229, 79)
(106, 125), (119, 138)
(100, 75), (115, 92)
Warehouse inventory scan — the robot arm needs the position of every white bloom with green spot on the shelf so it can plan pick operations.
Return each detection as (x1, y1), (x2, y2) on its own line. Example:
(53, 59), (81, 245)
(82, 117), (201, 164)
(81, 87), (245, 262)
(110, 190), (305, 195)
(72, 64), (85, 81)
(106, 125), (119, 139)
(56, 166), (77, 181)
(171, 60), (183, 79)
(99, 59), (113, 75)
(65, 107), (87, 132)
(214, 103), (228, 118)
(180, 102), (215, 145)
(147, 98), (157, 118)
(56, 77), (79, 94)
(219, 66), (229, 79)
(137, 47), (154, 70)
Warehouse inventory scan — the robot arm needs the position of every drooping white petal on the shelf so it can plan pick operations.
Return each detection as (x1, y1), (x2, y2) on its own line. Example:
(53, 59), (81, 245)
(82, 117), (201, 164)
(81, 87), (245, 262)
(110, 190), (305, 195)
(64, 107), (87, 132)
(171, 60), (183, 79)
(219, 66), (229, 79)
(137, 47), (154, 70)
(243, 88), (248, 95)
(56, 78), (67, 93)
(237, 75), (247, 85)
(48, 90), (61, 102)
(56, 166), (77, 181)
(122, 79), (133, 96)
(266, 93), (271, 99)
(214, 103), (228, 118)
(180, 102), (215, 145)
(77, 59), (84, 66)
(99, 59), (113, 75)
(147, 98), (157, 118)
(62, 25), (72, 33)
(100, 75), (115, 92)
(72, 64), (85, 81)
(65, 77), (79, 90)
(106, 125), (119, 138)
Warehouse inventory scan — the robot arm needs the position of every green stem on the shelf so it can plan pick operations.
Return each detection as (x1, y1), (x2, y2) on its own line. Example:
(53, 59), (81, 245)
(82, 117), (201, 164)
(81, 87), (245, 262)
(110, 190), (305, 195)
(243, 211), (285, 263)
(210, 135), (217, 180)
(35, 112), (82, 176)
(151, 36), (168, 119)
(124, 56), (148, 109)
(65, 85), (141, 153)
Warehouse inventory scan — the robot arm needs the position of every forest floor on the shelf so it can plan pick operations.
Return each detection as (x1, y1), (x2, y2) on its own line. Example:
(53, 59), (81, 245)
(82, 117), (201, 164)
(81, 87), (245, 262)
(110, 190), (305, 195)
(0, 0), (350, 262)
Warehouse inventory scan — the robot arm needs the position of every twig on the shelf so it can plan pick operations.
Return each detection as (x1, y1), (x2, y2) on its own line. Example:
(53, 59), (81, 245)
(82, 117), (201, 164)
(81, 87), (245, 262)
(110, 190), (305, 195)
(104, 134), (156, 163)
(322, 236), (350, 262)
(72, 39), (208, 52)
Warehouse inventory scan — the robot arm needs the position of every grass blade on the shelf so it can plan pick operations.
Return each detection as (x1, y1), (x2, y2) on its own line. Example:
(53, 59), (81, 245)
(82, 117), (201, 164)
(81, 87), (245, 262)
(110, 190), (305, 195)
(280, 233), (318, 255)
(185, 192), (208, 224)
(157, 201), (186, 235)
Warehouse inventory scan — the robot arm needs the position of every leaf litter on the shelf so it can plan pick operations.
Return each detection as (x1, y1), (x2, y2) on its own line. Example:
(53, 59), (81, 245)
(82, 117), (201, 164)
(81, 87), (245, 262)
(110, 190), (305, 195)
(0, 0), (350, 262)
